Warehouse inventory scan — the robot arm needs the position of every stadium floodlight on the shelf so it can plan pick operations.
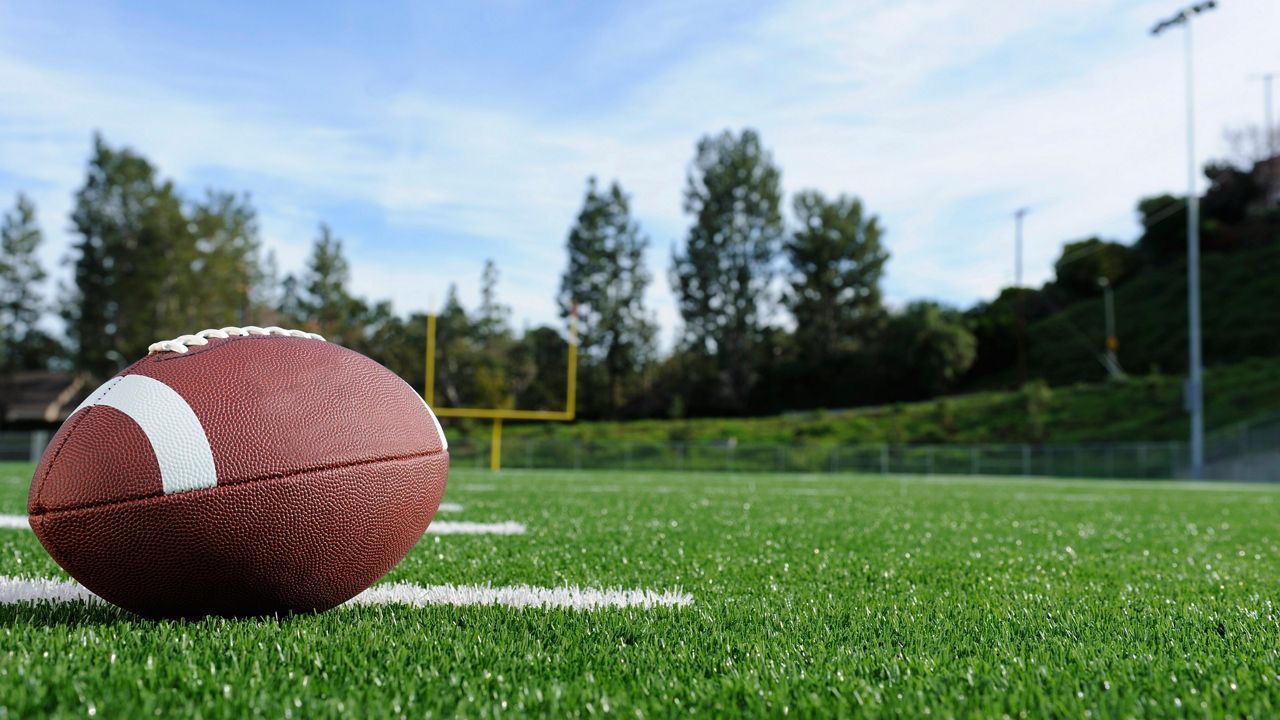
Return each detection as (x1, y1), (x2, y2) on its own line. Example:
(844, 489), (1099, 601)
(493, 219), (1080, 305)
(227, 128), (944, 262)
(424, 309), (578, 472)
(1151, 0), (1215, 478)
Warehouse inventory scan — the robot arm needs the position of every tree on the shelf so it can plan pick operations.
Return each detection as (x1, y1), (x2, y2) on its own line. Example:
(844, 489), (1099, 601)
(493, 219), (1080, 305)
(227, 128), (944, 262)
(1052, 237), (1137, 302)
(472, 259), (514, 408)
(189, 191), (262, 326)
(1135, 194), (1189, 265)
(476, 259), (511, 345)
(368, 311), (427, 394)
(1200, 162), (1257, 227)
(65, 134), (195, 378)
(558, 178), (656, 417)
(785, 190), (888, 359)
(1223, 123), (1280, 167)
(281, 224), (368, 346)
(879, 302), (977, 400)
(0, 194), (55, 373)
(511, 325), (569, 411)
(431, 285), (475, 408)
(63, 135), (266, 377)
(670, 128), (784, 412)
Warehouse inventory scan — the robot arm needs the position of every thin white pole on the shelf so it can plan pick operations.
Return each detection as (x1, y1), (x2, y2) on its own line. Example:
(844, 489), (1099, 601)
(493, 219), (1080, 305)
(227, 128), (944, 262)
(1183, 17), (1205, 478)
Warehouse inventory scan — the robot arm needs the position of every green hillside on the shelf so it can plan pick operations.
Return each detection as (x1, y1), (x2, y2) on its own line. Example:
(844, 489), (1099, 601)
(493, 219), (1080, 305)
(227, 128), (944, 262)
(442, 242), (1280, 449)
(444, 356), (1280, 447)
(1025, 242), (1280, 386)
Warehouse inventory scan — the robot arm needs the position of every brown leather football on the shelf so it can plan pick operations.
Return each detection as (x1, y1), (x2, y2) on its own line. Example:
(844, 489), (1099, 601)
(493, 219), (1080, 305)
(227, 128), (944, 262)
(27, 326), (449, 619)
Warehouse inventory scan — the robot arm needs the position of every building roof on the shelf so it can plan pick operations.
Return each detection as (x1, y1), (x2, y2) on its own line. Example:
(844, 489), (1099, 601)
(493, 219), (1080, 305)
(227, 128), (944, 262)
(2, 372), (91, 425)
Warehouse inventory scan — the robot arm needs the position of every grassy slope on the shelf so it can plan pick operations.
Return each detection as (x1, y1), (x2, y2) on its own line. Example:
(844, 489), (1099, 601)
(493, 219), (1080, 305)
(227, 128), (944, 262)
(462, 357), (1280, 447)
(1026, 241), (1280, 386)
(1, 463), (1279, 717)
(446, 243), (1280, 449)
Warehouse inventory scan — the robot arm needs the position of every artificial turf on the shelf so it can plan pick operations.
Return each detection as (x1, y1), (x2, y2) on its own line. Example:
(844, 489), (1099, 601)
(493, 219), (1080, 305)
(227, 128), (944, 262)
(0, 461), (1277, 717)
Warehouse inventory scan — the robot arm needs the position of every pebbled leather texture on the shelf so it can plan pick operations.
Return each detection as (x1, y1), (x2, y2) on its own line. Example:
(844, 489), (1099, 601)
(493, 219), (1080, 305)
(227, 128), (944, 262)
(27, 335), (449, 618)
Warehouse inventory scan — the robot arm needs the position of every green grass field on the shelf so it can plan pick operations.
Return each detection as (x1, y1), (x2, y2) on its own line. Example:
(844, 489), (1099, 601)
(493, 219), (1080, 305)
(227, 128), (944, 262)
(0, 461), (1278, 717)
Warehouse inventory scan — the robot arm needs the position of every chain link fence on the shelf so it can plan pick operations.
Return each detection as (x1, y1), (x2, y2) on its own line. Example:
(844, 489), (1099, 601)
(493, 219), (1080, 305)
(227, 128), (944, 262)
(446, 437), (1191, 479)
(0, 431), (48, 464)
(3, 416), (1276, 480)
(1203, 411), (1280, 481)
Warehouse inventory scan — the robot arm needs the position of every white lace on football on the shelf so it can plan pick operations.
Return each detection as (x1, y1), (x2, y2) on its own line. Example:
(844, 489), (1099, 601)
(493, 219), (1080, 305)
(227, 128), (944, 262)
(147, 326), (326, 354)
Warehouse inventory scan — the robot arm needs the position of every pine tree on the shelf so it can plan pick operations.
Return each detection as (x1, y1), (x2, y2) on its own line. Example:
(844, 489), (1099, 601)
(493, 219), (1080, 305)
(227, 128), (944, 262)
(785, 190), (889, 360)
(65, 134), (196, 377)
(0, 194), (57, 374)
(670, 129), (783, 411)
(476, 259), (510, 344)
(473, 259), (513, 408)
(281, 224), (368, 346)
(558, 177), (655, 417)
(189, 191), (262, 326)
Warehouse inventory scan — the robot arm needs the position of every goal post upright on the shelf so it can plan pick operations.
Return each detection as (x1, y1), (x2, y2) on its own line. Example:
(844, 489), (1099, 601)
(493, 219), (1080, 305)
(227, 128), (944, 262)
(424, 307), (578, 471)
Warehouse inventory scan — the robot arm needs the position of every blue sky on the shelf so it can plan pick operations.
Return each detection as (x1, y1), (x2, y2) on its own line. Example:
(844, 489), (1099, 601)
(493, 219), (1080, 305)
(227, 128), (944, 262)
(1, 0), (1275, 345)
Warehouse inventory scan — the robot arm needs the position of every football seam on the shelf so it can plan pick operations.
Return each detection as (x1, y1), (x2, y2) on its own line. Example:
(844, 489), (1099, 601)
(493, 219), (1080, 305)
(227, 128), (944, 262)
(29, 447), (448, 519)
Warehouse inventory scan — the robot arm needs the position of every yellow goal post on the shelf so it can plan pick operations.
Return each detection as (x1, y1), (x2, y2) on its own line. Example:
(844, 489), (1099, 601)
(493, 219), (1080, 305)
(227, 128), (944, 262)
(424, 309), (578, 471)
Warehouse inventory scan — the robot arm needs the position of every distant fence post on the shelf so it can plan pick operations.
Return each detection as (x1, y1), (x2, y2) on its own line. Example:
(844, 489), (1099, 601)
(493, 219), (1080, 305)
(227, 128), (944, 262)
(624, 442), (632, 472)
(970, 447), (979, 475)
(1021, 444), (1030, 477)
(880, 444), (889, 474)
(926, 447), (934, 476)
(30, 431), (49, 462)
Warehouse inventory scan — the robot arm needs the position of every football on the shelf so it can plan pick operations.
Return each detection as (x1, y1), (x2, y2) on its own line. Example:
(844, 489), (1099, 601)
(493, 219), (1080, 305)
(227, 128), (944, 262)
(26, 326), (449, 619)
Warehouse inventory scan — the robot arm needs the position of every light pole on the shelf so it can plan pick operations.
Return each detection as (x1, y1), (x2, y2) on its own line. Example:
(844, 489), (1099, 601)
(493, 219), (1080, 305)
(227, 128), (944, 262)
(1013, 207), (1030, 388)
(1251, 73), (1275, 155)
(1097, 277), (1122, 379)
(1251, 72), (1275, 204)
(1152, 0), (1214, 478)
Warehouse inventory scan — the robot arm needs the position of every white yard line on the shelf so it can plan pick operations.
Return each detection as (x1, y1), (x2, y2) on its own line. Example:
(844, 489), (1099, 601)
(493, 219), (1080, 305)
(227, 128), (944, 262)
(0, 514), (523, 535)
(437, 502), (464, 513)
(0, 515), (29, 530)
(0, 575), (693, 611)
(0, 576), (100, 605)
(350, 582), (693, 610)
(427, 521), (525, 535)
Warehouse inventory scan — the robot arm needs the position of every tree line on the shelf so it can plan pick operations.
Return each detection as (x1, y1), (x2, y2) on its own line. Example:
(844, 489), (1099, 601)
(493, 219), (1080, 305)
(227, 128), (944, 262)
(2, 129), (1276, 426)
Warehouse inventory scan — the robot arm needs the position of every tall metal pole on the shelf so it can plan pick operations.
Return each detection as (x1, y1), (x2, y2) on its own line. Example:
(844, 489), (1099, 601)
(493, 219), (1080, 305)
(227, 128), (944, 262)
(1014, 208), (1027, 289)
(1266, 74), (1275, 204)
(1266, 74), (1275, 158)
(1253, 73), (1276, 203)
(1014, 208), (1030, 388)
(1153, 1), (1213, 478)
(1183, 14), (1204, 478)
